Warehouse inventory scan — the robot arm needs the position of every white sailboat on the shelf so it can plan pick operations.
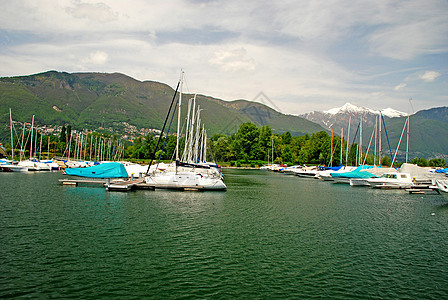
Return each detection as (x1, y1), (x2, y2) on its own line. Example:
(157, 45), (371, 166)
(145, 72), (226, 191)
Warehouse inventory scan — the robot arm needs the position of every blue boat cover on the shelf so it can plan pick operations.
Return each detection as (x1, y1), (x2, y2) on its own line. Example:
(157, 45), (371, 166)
(331, 165), (378, 178)
(65, 162), (128, 178)
(436, 168), (448, 174)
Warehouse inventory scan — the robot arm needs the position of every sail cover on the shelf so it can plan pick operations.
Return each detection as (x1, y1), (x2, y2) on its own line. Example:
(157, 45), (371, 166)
(65, 162), (128, 178)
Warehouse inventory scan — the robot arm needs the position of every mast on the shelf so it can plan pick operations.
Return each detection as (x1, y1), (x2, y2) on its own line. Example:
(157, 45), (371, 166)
(176, 70), (184, 162)
(30, 115), (35, 159)
(9, 108), (13, 160)
(182, 96), (193, 161)
(194, 107), (201, 163)
(203, 129), (207, 163)
(345, 116), (351, 165)
(390, 117), (409, 169)
(39, 133), (43, 160)
(379, 114), (382, 165)
(20, 122), (25, 161)
(359, 116), (362, 165)
(374, 116), (377, 166)
(89, 134), (93, 161)
(330, 128), (333, 167)
(340, 128), (343, 166)
(47, 135), (50, 160)
(406, 114), (410, 163)
(67, 131), (72, 161)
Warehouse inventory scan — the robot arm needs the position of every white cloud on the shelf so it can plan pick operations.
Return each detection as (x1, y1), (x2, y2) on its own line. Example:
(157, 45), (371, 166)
(82, 51), (109, 65)
(209, 48), (257, 73)
(419, 71), (441, 82)
(394, 83), (407, 91)
(0, 0), (447, 114)
(66, 1), (118, 23)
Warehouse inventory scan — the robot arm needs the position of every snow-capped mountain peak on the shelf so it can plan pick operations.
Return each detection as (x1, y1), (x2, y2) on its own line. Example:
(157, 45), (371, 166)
(380, 108), (408, 118)
(323, 102), (406, 118)
(324, 102), (377, 115)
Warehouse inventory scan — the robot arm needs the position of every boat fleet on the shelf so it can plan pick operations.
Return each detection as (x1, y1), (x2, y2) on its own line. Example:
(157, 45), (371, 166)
(260, 163), (448, 196)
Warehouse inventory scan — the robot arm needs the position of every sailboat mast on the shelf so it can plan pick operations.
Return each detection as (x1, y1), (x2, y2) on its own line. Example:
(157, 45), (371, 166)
(378, 114), (382, 165)
(9, 108), (13, 160)
(345, 116), (351, 165)
(330, 128), (333, 167)
(176, 70), (184, 162)
(359, 116), (362, 165)
(39, 133), (43, 160)
(182, 97), (193, 161)
(406, 114), (410, 163)
(30, 115), (35, 159)
(374, 117), (377, 166)
(340, 128), (343, 166)
(20, 122), (25, 161)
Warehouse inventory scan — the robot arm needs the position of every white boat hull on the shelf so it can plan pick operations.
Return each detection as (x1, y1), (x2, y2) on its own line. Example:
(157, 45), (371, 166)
(145, 172), (226, 190)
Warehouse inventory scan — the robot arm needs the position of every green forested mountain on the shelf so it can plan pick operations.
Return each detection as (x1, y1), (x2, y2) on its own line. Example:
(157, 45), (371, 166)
(375, 107), (448, 159)
(0, 71), (324, 139)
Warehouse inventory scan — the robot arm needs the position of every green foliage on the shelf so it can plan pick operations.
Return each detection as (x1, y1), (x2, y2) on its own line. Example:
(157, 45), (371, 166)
(409, 157), (446, 167)
(429, 158), (446, 167)
(381, 155), (392, 167)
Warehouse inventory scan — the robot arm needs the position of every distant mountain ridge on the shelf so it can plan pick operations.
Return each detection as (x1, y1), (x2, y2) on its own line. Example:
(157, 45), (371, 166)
(302, 103), (448, 159)
(301, 102), (407, 134)
(0, 71), (325, 140)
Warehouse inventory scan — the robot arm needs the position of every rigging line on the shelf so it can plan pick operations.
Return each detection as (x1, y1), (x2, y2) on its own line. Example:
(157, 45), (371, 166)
(381, 113), (393, 160)
(146, 80), (180, 174)
(157, 98), (178, 165)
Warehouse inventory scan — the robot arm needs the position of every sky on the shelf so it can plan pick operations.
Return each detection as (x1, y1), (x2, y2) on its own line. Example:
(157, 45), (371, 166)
(0, 0), (447, 115)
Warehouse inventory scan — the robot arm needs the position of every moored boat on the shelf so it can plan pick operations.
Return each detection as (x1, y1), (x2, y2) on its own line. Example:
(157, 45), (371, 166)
(367, 172), (413, 189)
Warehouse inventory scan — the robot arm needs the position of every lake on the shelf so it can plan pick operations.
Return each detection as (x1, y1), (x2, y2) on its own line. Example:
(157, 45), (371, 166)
(1, 169), (447, 299)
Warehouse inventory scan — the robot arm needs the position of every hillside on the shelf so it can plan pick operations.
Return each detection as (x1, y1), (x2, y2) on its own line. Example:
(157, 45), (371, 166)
(376, 107), (448, 159)
(0, 71), (325, 140)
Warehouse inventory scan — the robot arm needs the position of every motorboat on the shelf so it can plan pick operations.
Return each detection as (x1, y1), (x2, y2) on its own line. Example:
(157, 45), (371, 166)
(367, 172), (413, 189)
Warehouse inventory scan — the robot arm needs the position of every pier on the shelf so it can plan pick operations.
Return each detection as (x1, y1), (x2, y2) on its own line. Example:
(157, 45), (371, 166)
(59, 178), (155, 191)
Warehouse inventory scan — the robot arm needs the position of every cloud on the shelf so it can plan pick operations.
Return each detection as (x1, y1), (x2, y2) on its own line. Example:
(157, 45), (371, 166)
(0, 0), (447, 115)
(209, 48), (257, 72)
(66, 1), (118, 23)
(419, 71), (441, 82)
(82, 51), (108, 65)
(394, 83), (407, 91)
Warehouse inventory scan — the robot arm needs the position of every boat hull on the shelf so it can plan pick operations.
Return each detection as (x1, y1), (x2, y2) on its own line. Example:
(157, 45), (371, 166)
(145, 172), (226, 190)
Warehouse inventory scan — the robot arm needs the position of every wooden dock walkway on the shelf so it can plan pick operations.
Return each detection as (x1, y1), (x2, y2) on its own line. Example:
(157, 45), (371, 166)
(60, 178), (208, 192)
(59, 178), (155, 191)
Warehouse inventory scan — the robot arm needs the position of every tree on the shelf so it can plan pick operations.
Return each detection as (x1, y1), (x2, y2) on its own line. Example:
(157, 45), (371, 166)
(429, 158), (446, 168)
(233, 122), (260, 160)
(381, 155), (392, 167)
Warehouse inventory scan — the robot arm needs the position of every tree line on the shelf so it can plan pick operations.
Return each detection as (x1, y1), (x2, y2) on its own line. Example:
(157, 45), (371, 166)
(2, 122), (447, 168)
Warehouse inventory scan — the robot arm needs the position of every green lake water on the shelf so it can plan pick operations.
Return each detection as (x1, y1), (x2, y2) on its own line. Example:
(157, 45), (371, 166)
(1, 169), (447, 299)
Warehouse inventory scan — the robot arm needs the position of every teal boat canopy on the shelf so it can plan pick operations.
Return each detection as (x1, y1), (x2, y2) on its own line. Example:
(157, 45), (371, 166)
(331, 165), (378, 179)
(65, 162), (128, 178)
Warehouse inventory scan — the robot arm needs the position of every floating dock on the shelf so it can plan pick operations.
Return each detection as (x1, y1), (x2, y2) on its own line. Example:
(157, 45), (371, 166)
(59, 178), (155, 191)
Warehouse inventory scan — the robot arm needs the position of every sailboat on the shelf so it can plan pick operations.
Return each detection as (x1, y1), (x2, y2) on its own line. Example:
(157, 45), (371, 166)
(0, 109), (28, 172)
(144, 72), (226, 191)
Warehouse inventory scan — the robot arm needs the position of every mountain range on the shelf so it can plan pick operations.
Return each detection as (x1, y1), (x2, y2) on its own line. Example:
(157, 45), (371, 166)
(0, 71), (324, 139)
(301, 102), (408, 135)
(0, 71), (447, 159)
(302, 103), (448, 159)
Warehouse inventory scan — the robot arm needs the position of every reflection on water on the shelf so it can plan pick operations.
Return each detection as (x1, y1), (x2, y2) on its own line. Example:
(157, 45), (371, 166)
(0, 170), (447, 298)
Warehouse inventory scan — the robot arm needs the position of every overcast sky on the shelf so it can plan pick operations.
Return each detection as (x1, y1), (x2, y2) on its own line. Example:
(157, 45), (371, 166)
(1, 0), (447, 115)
